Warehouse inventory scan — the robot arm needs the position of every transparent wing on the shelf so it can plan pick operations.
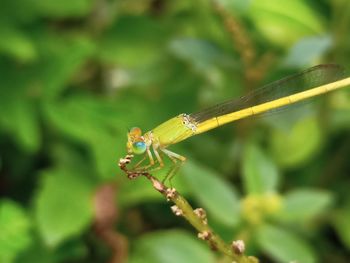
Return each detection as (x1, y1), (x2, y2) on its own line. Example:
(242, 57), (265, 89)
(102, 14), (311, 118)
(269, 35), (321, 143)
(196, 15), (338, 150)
(190, 64), (345, 123)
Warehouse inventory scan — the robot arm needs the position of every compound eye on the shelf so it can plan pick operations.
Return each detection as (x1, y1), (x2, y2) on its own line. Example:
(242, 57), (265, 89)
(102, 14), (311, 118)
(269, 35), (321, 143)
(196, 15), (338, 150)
(132, 141), (146, 154)
(129, 127), (142, 137)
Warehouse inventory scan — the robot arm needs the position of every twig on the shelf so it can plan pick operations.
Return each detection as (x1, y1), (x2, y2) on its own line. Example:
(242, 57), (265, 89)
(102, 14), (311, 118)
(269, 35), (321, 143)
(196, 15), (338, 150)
(94, 183), (128, 263)
(118, 155), (259, 263)
(212, 0), (275, 91)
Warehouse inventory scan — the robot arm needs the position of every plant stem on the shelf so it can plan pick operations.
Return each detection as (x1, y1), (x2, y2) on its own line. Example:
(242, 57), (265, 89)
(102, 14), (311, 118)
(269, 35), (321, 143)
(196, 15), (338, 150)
(146, 174), (258, 263)
(118, 155), (259, 263)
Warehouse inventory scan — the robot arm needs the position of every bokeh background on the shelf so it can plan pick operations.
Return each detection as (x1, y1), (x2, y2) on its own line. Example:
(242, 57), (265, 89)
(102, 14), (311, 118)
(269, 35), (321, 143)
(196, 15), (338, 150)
(1, 0), (350, 262)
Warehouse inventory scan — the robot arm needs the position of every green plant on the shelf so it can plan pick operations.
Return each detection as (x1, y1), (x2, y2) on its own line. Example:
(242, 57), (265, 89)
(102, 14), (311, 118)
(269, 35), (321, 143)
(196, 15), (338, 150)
(1, 0), (350, 262)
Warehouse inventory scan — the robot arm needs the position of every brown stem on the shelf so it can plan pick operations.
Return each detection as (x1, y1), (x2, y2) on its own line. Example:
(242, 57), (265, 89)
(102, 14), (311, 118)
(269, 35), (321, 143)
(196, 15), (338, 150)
(94, 183), (128, 263)
(118, 155), (259, 263)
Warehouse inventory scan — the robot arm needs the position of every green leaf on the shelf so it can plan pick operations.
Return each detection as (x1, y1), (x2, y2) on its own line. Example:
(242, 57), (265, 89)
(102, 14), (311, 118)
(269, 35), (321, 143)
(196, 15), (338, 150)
(43, 96), (128, 178)
(14, 241), (54, 263)
(242, 142), (279, 194)
(0, 24), (36, 62)
(43, 98), (95, 143)
(98, 16), (166, 67)
(31, 0), (93, 17)
(283, 35), (333, 68)
(0, 0), (37, 24)
(215, 0), (252, 14)
(43, 95), (127, 142)
(34, 168), (94, 247)
(0, 98), (41, 152)
(0, 62), (41, 153)
(257, 224), (316, 263)
(16, 237), (87, 263)
(279, 189), (333, 222)
(270, 117), (323, 168)
(328, 91), (350, 130)
(0, 199), (32, 263)
(169, 38), (233, 73)
(35, 34), (95, 99)
(249, 0), (324, 47)
(13, 101), (41, 153)
(88, 132), (124, 179)
(332, 201), (350, 249)
(0, 97), (40, 153)
(182, 161), (240, 226)
(129, 230), (215, 263)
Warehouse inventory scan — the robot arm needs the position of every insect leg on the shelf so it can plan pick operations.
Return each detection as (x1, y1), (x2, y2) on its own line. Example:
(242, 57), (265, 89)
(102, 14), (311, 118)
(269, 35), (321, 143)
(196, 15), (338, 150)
(160, 148), (186, 184)
(133, 155), (147, 169)
(134, 147), (155, 172)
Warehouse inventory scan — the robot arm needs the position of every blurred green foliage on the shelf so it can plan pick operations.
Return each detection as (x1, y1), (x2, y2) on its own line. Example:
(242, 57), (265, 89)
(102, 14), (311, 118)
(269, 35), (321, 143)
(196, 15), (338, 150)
(1, 0), (350, 262)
